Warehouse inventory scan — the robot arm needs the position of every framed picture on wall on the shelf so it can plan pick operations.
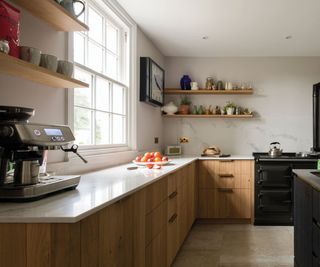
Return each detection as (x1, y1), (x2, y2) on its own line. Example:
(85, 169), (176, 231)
(140, 57), (165, 107)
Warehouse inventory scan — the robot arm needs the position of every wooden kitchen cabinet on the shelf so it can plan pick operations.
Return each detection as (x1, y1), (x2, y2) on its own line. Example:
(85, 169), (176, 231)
(0, 162), (196, 267)
(198, 160), (253, 220)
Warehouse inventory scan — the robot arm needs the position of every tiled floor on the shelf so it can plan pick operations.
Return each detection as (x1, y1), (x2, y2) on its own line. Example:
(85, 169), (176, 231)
(172, 223), (294, 267)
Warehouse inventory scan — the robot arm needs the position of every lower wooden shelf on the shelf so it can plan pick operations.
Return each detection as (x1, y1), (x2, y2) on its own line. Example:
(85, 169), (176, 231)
(163, 114), (254, 118)
(0, 53), (88, 88)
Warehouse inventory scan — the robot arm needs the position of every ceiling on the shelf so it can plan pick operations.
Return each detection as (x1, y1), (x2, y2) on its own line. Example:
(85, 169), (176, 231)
(117, 0), (320, 57)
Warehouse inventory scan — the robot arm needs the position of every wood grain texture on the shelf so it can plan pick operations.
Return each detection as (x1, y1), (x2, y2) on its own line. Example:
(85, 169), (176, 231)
(0, 224), (26, 267)
(81, 212), (100, 267)
(164, 89), (254, 95)
(146, 178), (167, 214)
(51, 223), (81, 267)
(146, 230), (167, 267)
(132, 189), (146, 267)
(26, 224), (51, 267)
(12, 0), (89, 31)
(0, 53), (89, 89)
(146, 200), (167, 247)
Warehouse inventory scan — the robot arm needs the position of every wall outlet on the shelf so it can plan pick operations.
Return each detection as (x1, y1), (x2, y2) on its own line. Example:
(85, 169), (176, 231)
(180, 137), (189, 143)
(154, 137), (159, 144)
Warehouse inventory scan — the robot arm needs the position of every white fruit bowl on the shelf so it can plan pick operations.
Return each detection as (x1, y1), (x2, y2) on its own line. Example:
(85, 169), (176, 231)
(132, 160), (171, 166)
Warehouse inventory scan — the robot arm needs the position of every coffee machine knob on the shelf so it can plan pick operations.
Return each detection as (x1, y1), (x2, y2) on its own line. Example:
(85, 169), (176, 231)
(0, 126), (14, 138)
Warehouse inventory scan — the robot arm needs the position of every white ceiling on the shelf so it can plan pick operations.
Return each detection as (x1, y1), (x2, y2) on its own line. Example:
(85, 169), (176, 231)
(117, 0), (320, 57)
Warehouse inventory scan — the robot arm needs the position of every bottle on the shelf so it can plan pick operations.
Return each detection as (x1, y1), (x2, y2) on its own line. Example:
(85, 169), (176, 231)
(180, 75), (192, 90)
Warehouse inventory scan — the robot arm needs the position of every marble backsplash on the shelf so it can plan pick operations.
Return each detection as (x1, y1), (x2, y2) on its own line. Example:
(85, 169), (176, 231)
(163, 57), (320, 155)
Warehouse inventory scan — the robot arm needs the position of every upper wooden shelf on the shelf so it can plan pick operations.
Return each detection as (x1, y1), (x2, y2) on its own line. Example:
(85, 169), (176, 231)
(12, 0), (89, 32)
(164, 89), (254, 95)
(0, 53), (88, 88)
(163, 114), (254, 118)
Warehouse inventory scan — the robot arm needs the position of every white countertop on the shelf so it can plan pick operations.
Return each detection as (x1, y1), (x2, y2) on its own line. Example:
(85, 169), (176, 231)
(0, 155), (252, 223)
(294, 169), (320, 191)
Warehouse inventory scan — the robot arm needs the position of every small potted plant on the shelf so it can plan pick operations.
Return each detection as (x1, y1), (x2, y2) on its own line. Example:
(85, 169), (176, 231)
(224, 101), (236, 115)
(179, 95), (192, 114)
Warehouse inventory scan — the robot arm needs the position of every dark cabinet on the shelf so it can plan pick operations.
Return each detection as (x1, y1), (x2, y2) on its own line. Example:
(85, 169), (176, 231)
(294, 176), (312, 267)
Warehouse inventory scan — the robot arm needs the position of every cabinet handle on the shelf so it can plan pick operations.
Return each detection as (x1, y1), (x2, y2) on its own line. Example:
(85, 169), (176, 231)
(218, 188), (233, 193)
(169, 191), (178, 199)
(313, 218), (320, 229)
(219, 174), (234, 178)
(220, 160), (234, 162)
(168, 213), (178, 223)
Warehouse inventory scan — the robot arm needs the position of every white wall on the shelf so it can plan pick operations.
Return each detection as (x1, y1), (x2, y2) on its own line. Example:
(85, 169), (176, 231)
(0, 3), (164, 174)
(136, 27), (165, 152)
(164, 57), (320, 155)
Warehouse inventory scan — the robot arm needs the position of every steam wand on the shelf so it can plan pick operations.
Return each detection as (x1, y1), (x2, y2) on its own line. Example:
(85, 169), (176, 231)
(60, 144), (88, 164)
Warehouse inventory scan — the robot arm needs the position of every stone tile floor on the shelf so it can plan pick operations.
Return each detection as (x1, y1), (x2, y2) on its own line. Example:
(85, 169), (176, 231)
(172, 224), (294, 267)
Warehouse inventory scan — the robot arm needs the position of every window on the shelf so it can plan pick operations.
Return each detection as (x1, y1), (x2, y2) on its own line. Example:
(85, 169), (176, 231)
(72, 0), (132, 150)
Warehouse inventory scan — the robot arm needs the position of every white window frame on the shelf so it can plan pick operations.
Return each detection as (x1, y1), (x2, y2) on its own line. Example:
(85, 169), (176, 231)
(67, 0), (137, 159)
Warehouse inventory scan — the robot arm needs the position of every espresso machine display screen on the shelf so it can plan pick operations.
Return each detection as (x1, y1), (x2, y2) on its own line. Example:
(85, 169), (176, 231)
(44, 128), (63, 136)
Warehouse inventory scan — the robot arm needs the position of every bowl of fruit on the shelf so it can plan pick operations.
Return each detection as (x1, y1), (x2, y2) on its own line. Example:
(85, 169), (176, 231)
(133, 152), (170, 169)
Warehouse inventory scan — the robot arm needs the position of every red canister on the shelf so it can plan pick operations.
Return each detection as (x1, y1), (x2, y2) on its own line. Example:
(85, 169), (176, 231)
(0, 0), (20, 58)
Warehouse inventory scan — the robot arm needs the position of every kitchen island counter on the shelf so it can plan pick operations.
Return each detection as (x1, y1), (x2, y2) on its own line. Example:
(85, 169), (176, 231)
(0, 155), (252, 223)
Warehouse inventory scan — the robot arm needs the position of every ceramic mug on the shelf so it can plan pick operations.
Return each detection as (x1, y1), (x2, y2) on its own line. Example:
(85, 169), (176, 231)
(60, 0), (85, 18)
(40, 54), (58, 72)
(57, 60), (74, 77)
(20, 46), (41, 65)
(190, 82), (198, 90)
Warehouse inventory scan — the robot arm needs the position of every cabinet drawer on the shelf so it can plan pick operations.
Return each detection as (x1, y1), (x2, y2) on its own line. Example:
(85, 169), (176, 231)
(146, 200), (167, 246)
(198, 188), (251, 219)
(167, 172), (178, 198)
(167, 212), (179, 267)
(314, 189), (320, 223)
(199, 160), (252, 189)
(146, 230), (167, 267)
(146, 178), (167, 214)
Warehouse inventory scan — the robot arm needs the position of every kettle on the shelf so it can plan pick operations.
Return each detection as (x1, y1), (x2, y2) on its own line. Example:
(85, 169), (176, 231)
(268, 142), (282, 158)
(60, 0), (85, 18)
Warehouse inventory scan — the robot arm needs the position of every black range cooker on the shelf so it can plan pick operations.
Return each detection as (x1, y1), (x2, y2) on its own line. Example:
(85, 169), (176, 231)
(253, 152), (318, 226)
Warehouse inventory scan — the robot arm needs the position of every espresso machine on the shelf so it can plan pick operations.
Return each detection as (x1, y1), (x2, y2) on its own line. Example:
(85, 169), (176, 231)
(0, 106), (86, 201)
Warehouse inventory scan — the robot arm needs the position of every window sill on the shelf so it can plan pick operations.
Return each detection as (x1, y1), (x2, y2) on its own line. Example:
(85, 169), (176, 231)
(48, 149), (138, 175)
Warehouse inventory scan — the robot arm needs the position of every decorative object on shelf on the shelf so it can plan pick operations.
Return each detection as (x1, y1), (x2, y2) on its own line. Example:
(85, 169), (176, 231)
(0, 39), (9, 54)
(224, 101), (236, 115)
(190, 81), (199, 90)
(191, 105), (198, 115)
(225, 82), (233, 90)
(40, 54), (58, 72)
(57, 60), (74, 77)
(216, 80), (223, 90)
(243, 108), (252, 115)
(20, 46), (41, 65)
(205, 77), (214, 90)
(0, 0), (20, 58)
(180, 75), (191, 90)
(179, 95), (191, 114)
(161, 101), (178, 115)
(140, 57), (165, 107)
(215, 105), (221, 115)
(60, 0), (85, 18)
(0, 53), (88, 88)
(198, 105), (205, 115)
(204, 105), (214, 115)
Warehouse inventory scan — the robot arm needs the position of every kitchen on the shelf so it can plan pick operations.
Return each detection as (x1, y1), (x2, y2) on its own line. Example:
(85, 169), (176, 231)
(0, 0), (319, 266)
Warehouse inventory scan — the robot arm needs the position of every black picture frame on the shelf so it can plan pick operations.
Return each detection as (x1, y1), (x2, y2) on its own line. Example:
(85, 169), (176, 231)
(140, 57), (165, 107)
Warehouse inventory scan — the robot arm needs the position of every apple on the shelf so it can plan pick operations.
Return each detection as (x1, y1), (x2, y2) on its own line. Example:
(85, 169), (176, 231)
(146, 164), (153, 169)
(135, 156), (142, 162)
(162, 156), (168, 162)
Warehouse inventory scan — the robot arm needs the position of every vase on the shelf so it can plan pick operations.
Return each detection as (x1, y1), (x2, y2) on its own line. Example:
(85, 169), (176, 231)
(179, 105), (190, 114)
(226, 107), (235, 115)
(180, 75), (191, 90)
(161, 101), (178, 115)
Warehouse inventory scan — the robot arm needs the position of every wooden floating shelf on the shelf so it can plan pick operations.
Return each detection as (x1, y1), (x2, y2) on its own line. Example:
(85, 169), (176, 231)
(164, 89), (253, 95)
(163, 114), (254, 118)
(0, 53), (88, 88)
(12, 0), (89, 32)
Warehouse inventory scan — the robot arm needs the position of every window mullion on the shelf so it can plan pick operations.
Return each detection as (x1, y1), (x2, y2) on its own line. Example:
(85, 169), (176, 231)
(92, 75), (96, 145)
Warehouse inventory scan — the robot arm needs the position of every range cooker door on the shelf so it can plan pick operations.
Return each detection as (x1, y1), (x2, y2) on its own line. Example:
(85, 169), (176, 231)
(256, 164), (292, 188)
(257, 189), (292, 213)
